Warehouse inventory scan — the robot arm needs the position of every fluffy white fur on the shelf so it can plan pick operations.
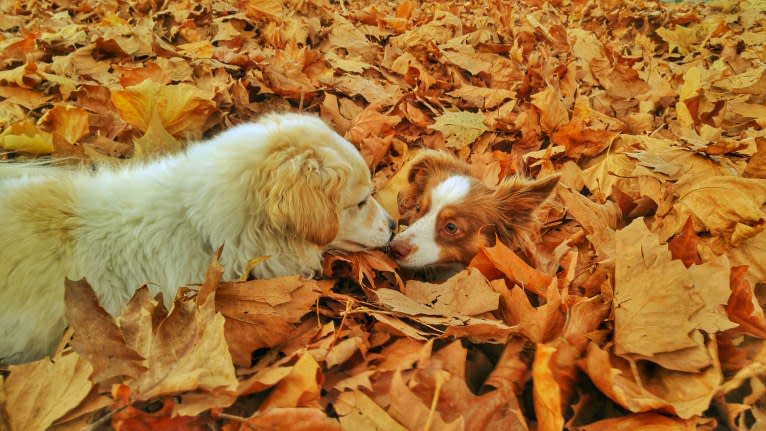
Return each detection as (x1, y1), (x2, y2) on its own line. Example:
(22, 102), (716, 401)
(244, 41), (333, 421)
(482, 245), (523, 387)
(0, 113), (394, 364)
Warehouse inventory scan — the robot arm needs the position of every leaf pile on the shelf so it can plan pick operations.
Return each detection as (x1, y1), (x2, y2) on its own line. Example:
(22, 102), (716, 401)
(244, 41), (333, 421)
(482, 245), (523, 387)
(1, 0), (766, 430)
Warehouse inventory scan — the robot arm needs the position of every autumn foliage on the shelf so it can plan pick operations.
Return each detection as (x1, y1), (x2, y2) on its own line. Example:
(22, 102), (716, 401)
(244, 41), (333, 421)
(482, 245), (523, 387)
(1, 0), (766, 430)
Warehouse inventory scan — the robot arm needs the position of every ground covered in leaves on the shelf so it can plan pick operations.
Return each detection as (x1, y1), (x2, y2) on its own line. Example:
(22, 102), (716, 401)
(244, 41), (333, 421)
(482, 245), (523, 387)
(1, 0), (766, 430)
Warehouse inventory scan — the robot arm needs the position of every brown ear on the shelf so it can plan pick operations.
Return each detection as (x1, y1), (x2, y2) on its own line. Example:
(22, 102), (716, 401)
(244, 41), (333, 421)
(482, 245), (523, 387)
(264, 154), (341, 246)
(493, 174), (560, 229)
(491, 174), (559, 264)
(397, 150), (470, 223)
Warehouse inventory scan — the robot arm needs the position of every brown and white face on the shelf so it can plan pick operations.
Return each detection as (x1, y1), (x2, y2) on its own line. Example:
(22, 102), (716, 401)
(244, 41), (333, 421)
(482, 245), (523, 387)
(390, 174), (492, 267)
(389, 151), (559, 268)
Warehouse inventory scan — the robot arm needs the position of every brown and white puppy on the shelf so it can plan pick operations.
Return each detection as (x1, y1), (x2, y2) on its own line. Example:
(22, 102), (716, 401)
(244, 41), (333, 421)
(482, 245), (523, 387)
(390, 150), (558, 268)
(0, 113), (395, 364)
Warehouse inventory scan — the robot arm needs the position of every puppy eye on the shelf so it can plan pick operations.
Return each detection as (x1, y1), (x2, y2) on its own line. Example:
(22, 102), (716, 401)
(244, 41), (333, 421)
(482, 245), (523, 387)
(415, 205), (422, 212)
(357, 198), (368, 209)
(444, 222), (459, 235)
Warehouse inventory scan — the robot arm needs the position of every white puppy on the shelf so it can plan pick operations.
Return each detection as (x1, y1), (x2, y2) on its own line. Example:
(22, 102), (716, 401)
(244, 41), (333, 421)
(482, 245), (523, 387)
(0, 113), (395, 364)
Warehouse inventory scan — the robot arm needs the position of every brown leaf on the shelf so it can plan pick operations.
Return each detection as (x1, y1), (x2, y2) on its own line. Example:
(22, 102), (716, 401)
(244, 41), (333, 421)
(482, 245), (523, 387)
(128, 283), (238, 415)
(403, 268), (500, 316)
(580, 413), (714, 430)
(64, 279), (146, 382)
(217, 276), (324, 366)
(550, 119), (616, 159)
(323, 249), (402, 291)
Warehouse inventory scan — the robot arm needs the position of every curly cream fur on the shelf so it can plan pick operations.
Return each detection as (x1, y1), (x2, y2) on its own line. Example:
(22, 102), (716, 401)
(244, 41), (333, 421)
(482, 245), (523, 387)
(0, 113), (394, 364)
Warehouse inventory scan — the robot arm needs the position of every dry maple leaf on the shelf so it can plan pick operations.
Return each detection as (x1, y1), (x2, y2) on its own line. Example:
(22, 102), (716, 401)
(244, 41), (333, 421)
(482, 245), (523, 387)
(334, 390), (408, 431)
(64, 279), (147, 382)
(111, 386), (205, 431)
(615, 218), (737, 370)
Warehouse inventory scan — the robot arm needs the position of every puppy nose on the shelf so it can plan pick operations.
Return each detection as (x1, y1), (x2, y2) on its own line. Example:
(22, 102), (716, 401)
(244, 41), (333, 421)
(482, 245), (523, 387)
(388, 217), (397, 231)
(390, 240), (412, 260)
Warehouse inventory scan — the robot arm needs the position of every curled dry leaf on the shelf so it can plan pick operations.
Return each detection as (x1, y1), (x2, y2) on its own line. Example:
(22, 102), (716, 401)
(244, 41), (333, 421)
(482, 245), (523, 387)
(470, 240), (552, 297)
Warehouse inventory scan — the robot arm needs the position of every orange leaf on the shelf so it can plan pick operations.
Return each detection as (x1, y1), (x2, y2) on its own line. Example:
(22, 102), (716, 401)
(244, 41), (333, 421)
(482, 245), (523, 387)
(550, 119), (615, 159)
(668, 217), (702, 268)
(532, 344), (564, 431)
(726, 265), (766, 338)
(112, 398), (204, 431)
(470, 240), (552, 296)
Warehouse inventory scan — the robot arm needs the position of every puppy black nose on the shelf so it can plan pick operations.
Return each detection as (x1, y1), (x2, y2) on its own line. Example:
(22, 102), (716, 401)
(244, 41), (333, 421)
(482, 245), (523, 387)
(390, 240), (412, 260)
(388, 217), (397, 231)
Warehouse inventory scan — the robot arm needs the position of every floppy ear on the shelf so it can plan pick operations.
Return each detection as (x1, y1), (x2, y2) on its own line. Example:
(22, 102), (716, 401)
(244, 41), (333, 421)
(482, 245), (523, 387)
(493, 174), (560, 231)
(263, 155), (342, 246)
(397, 150), (470, 223)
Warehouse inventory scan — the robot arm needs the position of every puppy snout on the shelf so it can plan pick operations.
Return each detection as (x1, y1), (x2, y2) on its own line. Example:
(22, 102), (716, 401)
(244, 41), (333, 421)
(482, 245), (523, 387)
(390, 240), (412, 260)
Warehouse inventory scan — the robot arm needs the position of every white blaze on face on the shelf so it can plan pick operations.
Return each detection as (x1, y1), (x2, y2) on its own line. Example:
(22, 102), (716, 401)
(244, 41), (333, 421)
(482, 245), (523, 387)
(395, 175), (472, 267)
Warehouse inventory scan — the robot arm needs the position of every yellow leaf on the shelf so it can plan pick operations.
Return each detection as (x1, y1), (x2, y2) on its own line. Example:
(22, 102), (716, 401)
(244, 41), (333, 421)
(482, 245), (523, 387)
(0, 120), (53, 155)
(38, 104), (90, 144)
(110, 79), (216, 138)
(259, 353), (322, 410)
(132, 109), (180, 159)
(335, 390), (408, 431)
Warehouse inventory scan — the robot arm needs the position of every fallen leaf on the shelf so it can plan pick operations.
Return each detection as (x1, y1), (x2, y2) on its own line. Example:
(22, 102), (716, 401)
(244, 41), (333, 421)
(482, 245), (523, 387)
(614, 218), (736, 371)
(5, 354), (93, 431)
(726, 265), (766, 338)
(64, 279), (146, 382)
(335, 390), (408, 431)
(223, 408), (341, 431)
(110, 79), (216, 139)
(0, 120), (53, 154)
(259, 353), (323, 411)
(532, 344), (564, 431)
(470, 240), (552, 297)
(668, 217), (702, 268)
(429, 111), (488, 150)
